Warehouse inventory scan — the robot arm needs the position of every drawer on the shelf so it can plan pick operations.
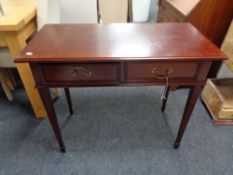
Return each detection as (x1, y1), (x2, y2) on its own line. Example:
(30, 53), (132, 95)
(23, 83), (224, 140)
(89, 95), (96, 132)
(41, 63), (119, 83)
(126, 62), (198, 81)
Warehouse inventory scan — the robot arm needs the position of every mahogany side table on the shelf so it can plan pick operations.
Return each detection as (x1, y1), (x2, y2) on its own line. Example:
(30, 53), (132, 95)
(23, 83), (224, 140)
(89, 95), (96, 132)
(15, 23), (226, 152)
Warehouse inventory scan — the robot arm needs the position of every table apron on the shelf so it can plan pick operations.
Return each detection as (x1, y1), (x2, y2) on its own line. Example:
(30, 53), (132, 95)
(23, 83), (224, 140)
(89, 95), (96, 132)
(30, 61), (212, 88)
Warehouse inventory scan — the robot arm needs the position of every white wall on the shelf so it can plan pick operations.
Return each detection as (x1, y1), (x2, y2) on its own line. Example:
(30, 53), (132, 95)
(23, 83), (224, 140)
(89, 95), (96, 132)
(37, 0), (60, 30)
(60, 0), (97, 23)
(37, 0), (98, 30)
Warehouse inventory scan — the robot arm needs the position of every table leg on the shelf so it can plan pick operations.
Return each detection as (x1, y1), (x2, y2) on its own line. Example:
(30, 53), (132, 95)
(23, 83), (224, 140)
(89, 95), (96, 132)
(5, 31), (47, 118)
(64, 88), (73, 115)
(8, 69), (17, 88)
(161, 86), (170, 112)
(174, 85), (202, 149)
(38, 88), (66, 152)
(0, 69), (13, 101)
(1, 69), (15, 91)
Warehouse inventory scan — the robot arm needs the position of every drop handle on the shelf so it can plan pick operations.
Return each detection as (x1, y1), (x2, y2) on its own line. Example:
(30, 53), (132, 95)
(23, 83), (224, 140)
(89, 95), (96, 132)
(152, 68), (173, 79)
(71, 66), (92, 77)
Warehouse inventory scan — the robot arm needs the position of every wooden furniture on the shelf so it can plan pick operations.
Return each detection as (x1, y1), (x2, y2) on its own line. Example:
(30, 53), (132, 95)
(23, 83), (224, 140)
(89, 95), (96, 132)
(158, 0), (200, 22)
(202, 21), (233, 125)
(99, 0), (128, 23)
(0, 68), (15, 101)
(0, 0), (47, 117)
(222, 21), (233, 73)
(0, 48), (16, 101)
(157, 0), (233, 77)
(202, 79), (233, 125)
(15, 23), (226, 152)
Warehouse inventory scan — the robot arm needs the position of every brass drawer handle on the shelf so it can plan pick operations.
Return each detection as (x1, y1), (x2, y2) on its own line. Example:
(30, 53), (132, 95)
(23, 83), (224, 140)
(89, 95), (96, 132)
(71, 66), (92, 77)
(152, 68), (173, 79)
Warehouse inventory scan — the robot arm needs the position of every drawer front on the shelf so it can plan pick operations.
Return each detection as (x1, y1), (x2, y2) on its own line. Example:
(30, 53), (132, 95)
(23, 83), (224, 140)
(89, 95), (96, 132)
(42, 63), (119, 83)
(126, 62), (198, 81)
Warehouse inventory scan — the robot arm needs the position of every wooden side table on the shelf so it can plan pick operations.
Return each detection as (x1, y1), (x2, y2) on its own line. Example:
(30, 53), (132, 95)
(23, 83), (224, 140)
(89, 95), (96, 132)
(0, 0), (46, 117)
(16, 23), (226, 152)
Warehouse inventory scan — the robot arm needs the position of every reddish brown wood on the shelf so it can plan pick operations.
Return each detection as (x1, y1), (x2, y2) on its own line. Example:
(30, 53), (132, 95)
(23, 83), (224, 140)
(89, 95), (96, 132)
(196, 61), (212, 81)
(188, 0), (233, 47)
(158, 0), (233, 77)
(64, 88), (73, 115)
(38, 88), (66, 152)
(188, 0), (233, 77)
(16, 24), (225, 63)
(15, 24), (226, 152)
(126, 62), (198, 80)
(174, 85), (203, 148)
(213, 118), (233, 125)
(42, 63), (119, 82)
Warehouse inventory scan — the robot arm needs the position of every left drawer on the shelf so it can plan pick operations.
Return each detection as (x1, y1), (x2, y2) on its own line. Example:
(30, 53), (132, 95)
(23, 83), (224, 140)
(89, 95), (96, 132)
(41, 63), (119, 83)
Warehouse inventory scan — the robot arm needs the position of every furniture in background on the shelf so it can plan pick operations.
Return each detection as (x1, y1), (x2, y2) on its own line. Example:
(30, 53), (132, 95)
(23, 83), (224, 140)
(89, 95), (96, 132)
(202, 21), (233, 125)
(15, 23), (225, 152)
(0, 2), (17, 101)
(218, 21), (233, 78)
(0, 0), (47, 117)
(157, 0), (233, 77)
(0, 48), (16, 101)
(202, 79), (233, 125)
(38, 0), (129, 24)
(0, 69), (16, 101)
(99, 0), (128, 23)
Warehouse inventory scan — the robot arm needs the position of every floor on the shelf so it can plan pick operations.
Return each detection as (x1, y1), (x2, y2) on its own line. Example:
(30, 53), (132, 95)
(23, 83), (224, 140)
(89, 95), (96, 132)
(0, 85), (233, 175)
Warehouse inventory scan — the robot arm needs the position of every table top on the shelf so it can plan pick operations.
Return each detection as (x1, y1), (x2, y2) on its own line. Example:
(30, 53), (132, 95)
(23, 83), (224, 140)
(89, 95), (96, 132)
(0, 0), (36, 31)
(16, 23), (226, 63)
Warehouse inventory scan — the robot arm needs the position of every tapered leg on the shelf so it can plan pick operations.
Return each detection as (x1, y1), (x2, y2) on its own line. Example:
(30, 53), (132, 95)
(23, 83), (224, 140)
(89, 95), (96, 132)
(38, 88), (66, 152)
(174, 85), (202, 149)
(161, 86), (170, 112)
(64, 88), (73, 115)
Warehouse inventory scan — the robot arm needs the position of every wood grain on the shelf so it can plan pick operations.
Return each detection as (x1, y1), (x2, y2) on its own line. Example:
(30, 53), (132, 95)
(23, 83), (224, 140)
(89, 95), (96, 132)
(5, 27), (47, 118)
(166, 0), (200, 16)
(16, 23), (225, 63)
(0, 0), (36, 31)
(0, 0), (47, 117)
(157, 0), (233, 77)
(222, 21), (233, 72)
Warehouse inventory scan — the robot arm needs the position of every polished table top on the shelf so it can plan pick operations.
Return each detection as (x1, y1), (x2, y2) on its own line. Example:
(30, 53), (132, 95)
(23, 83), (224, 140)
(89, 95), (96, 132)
(16, 23), (226, 63)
